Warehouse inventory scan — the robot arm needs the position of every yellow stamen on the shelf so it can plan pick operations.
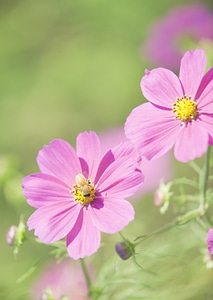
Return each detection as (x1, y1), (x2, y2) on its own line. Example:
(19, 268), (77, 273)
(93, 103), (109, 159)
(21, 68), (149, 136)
(72, 174), (96, 205)
(172, 95), (198, 123)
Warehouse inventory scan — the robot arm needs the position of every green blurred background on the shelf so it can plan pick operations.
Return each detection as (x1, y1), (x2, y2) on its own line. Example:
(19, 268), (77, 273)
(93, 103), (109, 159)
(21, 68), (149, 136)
(1, 0), (213, 299)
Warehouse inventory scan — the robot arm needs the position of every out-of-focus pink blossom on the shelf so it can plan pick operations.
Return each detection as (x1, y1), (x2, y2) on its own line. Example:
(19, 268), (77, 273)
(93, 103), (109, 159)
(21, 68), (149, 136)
(207, 228), (213, 255)
(143, 3), (213, 70)
(31, 259), (92, 300)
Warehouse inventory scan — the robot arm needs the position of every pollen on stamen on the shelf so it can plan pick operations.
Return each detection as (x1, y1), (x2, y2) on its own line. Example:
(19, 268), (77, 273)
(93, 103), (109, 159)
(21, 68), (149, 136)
(172, 95), (198, 124)
(71, 174), (96, 205)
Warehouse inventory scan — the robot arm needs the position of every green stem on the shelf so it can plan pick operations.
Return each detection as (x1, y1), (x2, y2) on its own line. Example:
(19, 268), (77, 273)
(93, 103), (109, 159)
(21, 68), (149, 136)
(200, 146), (211, 209)
(80, 258), (92, 297)
(134, 221), (175, 245)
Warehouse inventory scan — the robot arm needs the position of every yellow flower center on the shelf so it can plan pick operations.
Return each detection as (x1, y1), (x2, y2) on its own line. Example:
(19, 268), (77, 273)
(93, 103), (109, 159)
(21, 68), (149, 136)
(72, 174), (96, 205)
(172, 95), (198, 123)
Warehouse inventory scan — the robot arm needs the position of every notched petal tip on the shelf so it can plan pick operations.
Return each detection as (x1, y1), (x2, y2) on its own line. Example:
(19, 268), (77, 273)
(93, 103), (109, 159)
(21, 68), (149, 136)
(145, 69), (151, 75)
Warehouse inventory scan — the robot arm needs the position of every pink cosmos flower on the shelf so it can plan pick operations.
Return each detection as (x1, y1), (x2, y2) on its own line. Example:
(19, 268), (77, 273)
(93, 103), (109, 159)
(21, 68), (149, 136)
(22, 131), (144, 259)
(207, 228), (213, 255)
(143, 3), (213, 70)
(31, 259), (92, 299)
(125, 49), (213, 162)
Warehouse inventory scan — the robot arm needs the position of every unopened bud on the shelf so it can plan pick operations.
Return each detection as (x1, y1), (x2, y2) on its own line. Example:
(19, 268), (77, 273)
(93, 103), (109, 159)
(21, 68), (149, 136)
(40, 289), (54, 300)
(154, 189), (164, 206)
(154, 181), (173, 214)
(6, 218), (26, 256)
(6, 225), (17, 246)
(115, 241), (135, 260)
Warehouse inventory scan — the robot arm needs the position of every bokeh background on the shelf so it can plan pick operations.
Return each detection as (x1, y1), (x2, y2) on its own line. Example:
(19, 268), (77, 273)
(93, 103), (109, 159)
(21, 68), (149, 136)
(1, 0), (213, 299)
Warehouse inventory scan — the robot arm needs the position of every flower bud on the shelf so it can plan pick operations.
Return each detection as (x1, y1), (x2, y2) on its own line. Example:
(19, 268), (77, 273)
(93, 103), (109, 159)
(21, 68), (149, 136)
(6, 225), (17, 246)
(154, 189), (164, 206)
(40, 289), (54, 300)
(6, 218), (26, 256)
(115, 241), (135, 260)
(154, 181), (173, 214)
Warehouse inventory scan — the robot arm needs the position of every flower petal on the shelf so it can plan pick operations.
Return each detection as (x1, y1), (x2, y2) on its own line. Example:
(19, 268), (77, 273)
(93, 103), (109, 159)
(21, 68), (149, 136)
(198, 114), (213, 140)
(90, 197), (135, 233)
(141, 68), (183, 108)
(76, 131), (102, 180)
(197, 78), (213, 114)
(207, 228), (213, 255)
(195, 67), (213, 100)
(95, 141), (142, 185)
(112, 140), (141, 164)
(125, 103), (181, 160)
(209, 135), (213, 146)
(179, 49), (206, 98)
(37, 139), (81, 186)
(174, 120), (209, 162)
(22, 173), (71, 208)
(97, 156), (144, 198)
(66, 207), (101, 259)
(94, 150), (115, 184)
(27, 202), (81, 243)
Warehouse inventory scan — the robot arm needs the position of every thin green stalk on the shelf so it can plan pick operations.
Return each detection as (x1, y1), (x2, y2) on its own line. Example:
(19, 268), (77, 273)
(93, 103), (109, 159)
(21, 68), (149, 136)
(200, 146), (211, 209)
(134, 221), (175, 245)
(80, 258), (92, 297)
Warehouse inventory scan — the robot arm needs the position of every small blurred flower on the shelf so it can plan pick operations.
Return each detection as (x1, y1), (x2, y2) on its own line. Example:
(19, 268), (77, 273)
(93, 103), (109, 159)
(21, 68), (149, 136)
(154, 181), (173, 214)
(143, 3), (213, 70)
(22, 131), (144, 259)
(6, 218), (26, 256)
(125, 49), (213, 162)
(154, 189), (164, 207)
(6, 225), (17, 246)
(31, 259), (92, 300)
(206, 228), (213, 255)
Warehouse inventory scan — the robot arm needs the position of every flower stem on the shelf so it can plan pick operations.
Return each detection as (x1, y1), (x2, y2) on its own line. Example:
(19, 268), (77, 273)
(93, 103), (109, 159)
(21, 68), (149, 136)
(80, 258), (92, 297)
(200, 146), (211, 210)
(134, 221), (175, 245)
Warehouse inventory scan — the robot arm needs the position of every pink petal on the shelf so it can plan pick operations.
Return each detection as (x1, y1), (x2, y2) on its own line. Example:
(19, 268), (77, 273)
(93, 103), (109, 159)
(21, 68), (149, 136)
(125, 103), (181, 160)
(37, 139), (81, 186)
(27, 202), (81, 243)
(97, 156), (144, 198)
(98, 127), (174, 198)
(197, 79), (213, 113)
(90, 197), (135, 233)
(195, 67), (213, 100)
(22, 173), (71, 208)
(198, 114), (213, 140)
(76, 131), (102, 180)
(179, 49), (206, 98)
(141, 68), (183, 108)
(207, 228), (213, 255)
(174, 120), (209, 162)
(66, 207), (101, 259)
(112, 140), (141, 164)
(95, 141), (142, 186)
(209, 135), (213, 146)
(94, 150), (115, 184)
